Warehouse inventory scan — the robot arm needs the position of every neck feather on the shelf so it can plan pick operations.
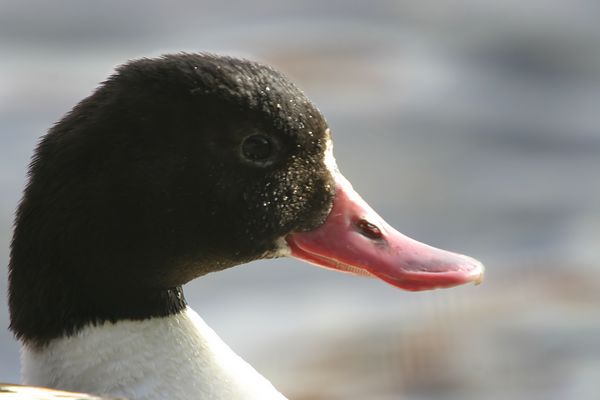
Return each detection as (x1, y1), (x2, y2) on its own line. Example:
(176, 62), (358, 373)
(21, 307), (287, 400)
(9, 275), (187, 347)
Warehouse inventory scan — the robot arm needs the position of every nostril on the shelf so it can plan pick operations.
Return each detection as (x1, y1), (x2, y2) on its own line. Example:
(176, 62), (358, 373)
(356, 219), (383, 240)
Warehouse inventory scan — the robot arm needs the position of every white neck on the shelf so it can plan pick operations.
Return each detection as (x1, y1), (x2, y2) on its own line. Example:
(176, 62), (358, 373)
(21, 307), (287, 400)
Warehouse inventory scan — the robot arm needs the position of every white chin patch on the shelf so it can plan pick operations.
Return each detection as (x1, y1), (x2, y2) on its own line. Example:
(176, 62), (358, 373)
(323, 129), (341, 178)
(265, 237), (291, 258)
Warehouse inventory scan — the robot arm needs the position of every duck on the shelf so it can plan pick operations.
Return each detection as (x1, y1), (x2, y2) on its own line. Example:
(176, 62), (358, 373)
(6, 53), (484, 400)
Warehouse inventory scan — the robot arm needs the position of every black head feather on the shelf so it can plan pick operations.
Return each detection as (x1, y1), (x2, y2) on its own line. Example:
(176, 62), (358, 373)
(9, 53), (335, 346)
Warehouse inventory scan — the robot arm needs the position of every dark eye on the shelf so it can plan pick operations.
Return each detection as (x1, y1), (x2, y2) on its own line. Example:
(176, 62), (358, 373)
(240, 134), (276, 165)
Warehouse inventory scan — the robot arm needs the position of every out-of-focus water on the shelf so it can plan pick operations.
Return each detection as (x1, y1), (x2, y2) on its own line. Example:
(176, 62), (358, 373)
(1, 1), (599, 399)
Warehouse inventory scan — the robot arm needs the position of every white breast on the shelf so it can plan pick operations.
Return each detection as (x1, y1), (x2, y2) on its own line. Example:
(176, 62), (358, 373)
(21, 307), (287, 400)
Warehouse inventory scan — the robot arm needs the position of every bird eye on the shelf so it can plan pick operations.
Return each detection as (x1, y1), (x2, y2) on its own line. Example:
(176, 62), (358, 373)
(240, 134), (276, 165)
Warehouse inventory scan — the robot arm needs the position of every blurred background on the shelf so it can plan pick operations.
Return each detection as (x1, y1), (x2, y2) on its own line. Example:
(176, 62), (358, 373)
(1, 0), (599, 399)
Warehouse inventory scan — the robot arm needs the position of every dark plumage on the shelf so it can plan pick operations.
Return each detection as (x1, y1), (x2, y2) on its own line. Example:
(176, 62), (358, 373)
(9, 54), (335, 347)
(6, 52), (485, 400)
